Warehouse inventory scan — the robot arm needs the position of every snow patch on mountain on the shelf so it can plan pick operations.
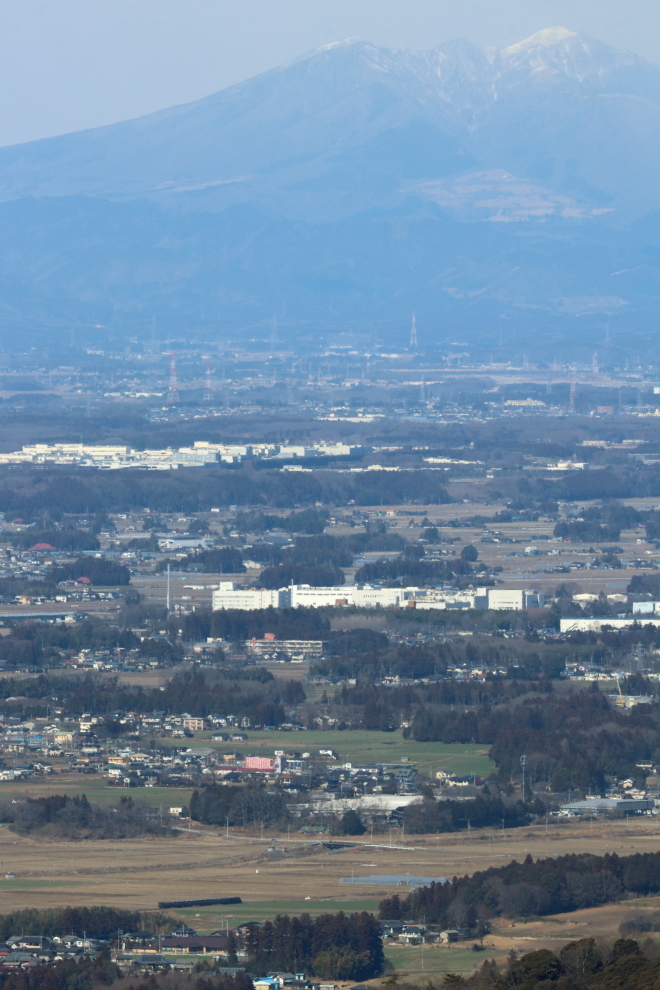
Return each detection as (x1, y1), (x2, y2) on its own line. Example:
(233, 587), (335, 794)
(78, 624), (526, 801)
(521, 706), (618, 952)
(503, 27), (578, 54)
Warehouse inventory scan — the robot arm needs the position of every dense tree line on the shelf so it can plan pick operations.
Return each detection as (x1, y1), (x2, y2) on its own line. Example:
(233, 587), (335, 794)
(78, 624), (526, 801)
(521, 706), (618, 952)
(247, 531), (406, 568)
(234, 508), (329, 535)
(0, 669), (302, 724)
(170, 606), (386, 652)
(258, 563), (345, 588)
(325, 629), (390, 656)
(0, 905), (149, 939)
(0, 617), (181, 671)
(315, 634), (572, 681)
(0, 466), (452, 516)
(379, 849), (660, 925)
(354, 549), (476, 586)
(513, 466), (660, 508)
(628, 573), (660, 596)
(48, 558), (130, 586)
(405, 687), (659, 792)
(174, 606), (329, 643)
(403, 939), (660, 990)
(553, 521), (621, 543)
(190, 785), (288, 829)
(0, 794), (173, 840)
(335, 677), (544, 711)
(156, 548), (244, 574)
(400, 793), (544, 834)
(11, 528), (100, 551)
(243, 911), (384, 980)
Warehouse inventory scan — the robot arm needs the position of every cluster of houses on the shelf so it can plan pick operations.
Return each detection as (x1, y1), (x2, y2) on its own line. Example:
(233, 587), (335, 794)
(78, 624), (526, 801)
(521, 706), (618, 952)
(0, 710), (251, 763)
(0, 933), (108, 968)
(0, 709), (435, 811)
(0, 912), (480, 973)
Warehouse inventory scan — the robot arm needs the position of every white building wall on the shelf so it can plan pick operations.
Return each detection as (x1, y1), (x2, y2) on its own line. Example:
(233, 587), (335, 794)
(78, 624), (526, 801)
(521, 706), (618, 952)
(352, 587), (404, 607)
(488, 589), (525, 610)
(290, 585), (354, 607)
(561, 617), (660, 632)
(633, 601), (660, 614)
(212, 583), (290, 610)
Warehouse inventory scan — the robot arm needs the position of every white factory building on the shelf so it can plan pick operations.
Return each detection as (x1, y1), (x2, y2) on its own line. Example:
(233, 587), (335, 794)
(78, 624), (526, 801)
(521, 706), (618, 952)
(212, 582), (543, 612)
(211, 584), (291, 610)
(0, 440), (370, 471)
(561, 617), (660, 633)
(633, 601), (660, 615)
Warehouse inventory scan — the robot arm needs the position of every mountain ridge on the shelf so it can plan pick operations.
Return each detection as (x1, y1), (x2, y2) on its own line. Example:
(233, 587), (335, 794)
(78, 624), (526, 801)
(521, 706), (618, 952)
(0, 28), (658, 352)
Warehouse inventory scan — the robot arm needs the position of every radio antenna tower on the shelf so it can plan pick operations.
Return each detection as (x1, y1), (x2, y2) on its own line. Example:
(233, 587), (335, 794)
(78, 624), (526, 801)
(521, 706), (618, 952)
(167, 351), (179, 404)
(203, 357), (214, 402)
(410, 312), (417, 349)
(569, 374), (577, 414)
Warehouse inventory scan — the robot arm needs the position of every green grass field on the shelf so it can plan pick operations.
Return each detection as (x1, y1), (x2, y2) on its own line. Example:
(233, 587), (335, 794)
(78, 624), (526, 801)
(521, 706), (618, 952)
(174, 897), (381, 930)
(165, 729), (494, 778)
(384, 942), (490, 975)
(0, 779), (194, 808)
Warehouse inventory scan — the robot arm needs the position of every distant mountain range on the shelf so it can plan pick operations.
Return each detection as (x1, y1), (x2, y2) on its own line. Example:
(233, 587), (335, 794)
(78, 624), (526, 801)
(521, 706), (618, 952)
(1, 27), (660, 357)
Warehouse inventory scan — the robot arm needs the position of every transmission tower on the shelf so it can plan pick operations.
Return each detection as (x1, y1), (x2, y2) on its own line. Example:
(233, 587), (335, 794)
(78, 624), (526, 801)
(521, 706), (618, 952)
(410, 312), (418, 349)
(203, 358), (214, 402)
(167, 351), (179, 404)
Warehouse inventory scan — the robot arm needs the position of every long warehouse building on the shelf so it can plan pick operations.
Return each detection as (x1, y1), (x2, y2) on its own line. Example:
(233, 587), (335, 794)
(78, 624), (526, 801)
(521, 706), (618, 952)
(212, 583), (544, 611)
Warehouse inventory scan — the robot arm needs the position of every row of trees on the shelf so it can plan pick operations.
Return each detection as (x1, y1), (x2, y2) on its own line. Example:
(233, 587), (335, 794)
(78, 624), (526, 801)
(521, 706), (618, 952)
(243, 911), (384, 980)
(400, 793), (544, 834)
(0, 466), (453, 517)
(11, 528), (101, 551)
(0, 616), (181, 671)
(0, 906), (147, 939)
(0, 669), (304, 724)
(0, 794), (173, 840)
(234, 508), (329, 535)
(190, 785), (288, 829)
(173, 606), (329, 643)
(380, 849), (660, 925)
(49, 558), (130, 586)
(433, 938), (659, 990)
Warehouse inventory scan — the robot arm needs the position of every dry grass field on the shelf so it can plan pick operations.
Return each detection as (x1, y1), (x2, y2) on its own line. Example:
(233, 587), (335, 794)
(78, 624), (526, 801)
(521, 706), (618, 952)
(0, 815), (657, 921)
(0, 809), (656, 977)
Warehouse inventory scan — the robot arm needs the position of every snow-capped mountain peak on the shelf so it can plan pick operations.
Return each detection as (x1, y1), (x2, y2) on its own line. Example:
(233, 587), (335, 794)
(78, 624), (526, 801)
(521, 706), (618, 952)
(502, 26), (578, 54)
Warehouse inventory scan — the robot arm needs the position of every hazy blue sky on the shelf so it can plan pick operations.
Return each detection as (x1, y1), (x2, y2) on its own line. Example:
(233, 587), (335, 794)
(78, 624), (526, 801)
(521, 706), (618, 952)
(2, 0), (659, 147)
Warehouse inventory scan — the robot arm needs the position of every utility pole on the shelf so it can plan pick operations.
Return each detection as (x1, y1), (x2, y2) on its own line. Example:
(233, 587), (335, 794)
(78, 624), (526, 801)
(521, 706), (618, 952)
(166, 563), (171, 613)
(167, 351), (179, 404)
(520, 754), (527, 803)
(203, 357), (214, 402)
(410, 312), (417, 349)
